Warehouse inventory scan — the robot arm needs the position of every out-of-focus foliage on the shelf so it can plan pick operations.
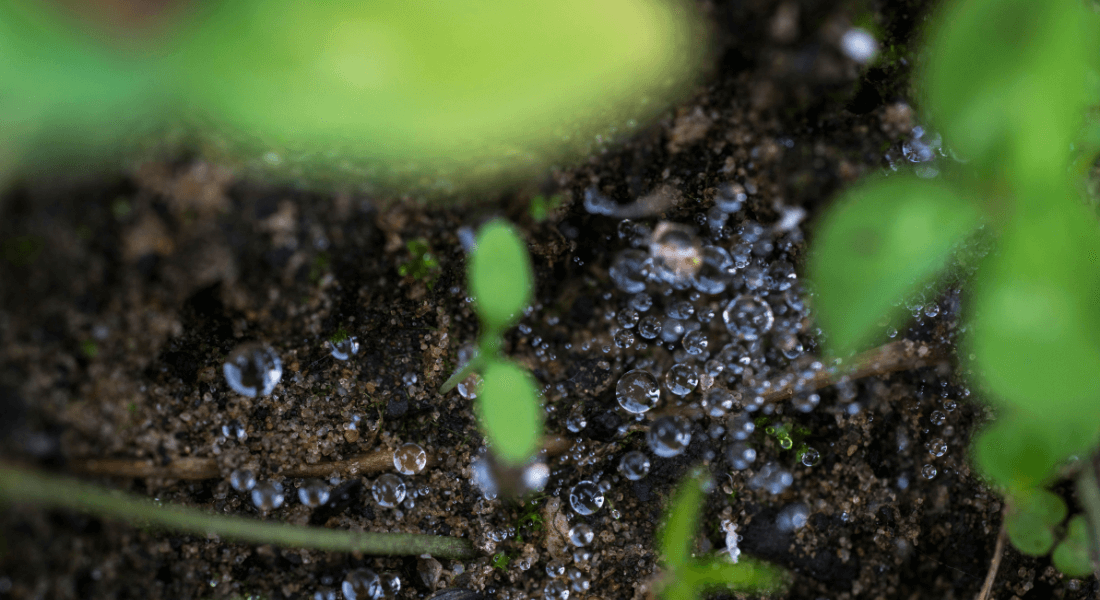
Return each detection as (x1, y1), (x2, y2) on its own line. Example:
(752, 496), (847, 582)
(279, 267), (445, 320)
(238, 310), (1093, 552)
(0, 0), (704, 192)
(807, 0), (1100, 573)
(477, 359), (542, 467)
(657, 468), (786, 600)
(469, 220), (533, 331)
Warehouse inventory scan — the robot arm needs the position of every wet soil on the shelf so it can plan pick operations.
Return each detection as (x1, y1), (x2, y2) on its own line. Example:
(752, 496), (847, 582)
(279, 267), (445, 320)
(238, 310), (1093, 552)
(1, 1), (1097, 599)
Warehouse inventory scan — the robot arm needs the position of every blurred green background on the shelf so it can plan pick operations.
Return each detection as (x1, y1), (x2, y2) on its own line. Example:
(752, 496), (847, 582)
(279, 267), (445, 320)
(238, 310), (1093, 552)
(0, 0), (705, 192)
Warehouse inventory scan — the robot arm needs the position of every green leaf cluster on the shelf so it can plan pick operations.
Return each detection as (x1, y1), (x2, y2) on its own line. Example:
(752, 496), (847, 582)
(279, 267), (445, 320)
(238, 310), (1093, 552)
(398, 239), (441, 285)
(807, 0), (1100, 572)
(442, 220), (542, 468)
(657, 467), (786, 600)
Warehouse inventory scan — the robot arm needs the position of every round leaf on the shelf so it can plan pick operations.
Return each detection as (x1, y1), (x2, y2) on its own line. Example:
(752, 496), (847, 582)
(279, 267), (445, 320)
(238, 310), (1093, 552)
(973, 417), (1092, 491)
(469, 221), (533, 330)
(1052, 515), (1093, 577)
(476, 359), (542, 466)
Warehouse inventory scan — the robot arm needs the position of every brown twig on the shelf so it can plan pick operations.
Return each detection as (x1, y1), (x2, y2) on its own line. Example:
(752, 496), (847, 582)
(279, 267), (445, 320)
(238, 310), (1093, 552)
(73, 340), (945, 481)
(976, 523), (1007, 600)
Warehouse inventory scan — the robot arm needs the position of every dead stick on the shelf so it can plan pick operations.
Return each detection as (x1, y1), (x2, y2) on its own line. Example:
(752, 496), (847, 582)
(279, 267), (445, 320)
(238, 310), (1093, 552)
(976, 524), (1007, 600)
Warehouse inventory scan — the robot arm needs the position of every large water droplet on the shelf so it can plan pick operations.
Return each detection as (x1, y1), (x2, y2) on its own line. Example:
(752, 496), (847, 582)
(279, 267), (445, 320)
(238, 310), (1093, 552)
(649, 222), (702, 285)
(331, 336), (360, 361)
(230, 468), (256, 492)
(569, 481), (604, 516)
(251, 480), (285, 511)
(372, 474), (406, 508)
(800, 447), (821, 467)
(223, 343), (282, 397)
(682, 330), (708, 355)
(619, 450), (651, 480)
(298, 479), (331, 507)
(342, 568), (382, 600)
(776, 503), (810, 531)
(616, 370), (660, 414)
(722, 295), (774, 340)
(569, 523), (594, 547)
(647, 415), (692, 457)
(702, 388), (736, 417)
(379, 574), (400, 599)
(393, 443), (427, 475)
(638, 315), (663, 340)
(609, 249), (650, 294)
(664, 364), (699, 397)
(727, 442), (756, 470)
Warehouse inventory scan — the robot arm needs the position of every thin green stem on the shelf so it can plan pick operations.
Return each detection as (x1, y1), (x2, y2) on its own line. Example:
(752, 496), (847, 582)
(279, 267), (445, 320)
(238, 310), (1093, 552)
(0, 464), (475, 559)
(439, 330), (503, 394)
(439, 353), (482, 394)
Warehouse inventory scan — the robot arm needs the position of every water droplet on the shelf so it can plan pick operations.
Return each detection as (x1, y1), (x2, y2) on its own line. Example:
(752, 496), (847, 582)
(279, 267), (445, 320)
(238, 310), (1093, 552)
(251, 480), (285, 511)
(664, 364), (699, 396)
(929, 411), (946, 426)
(568, 481), (604, 516)
(647, 415), (692, 458)
(546, 560), (566, 578)
(715, 183), (746, 213)
(393, 443), (427, 475)
(791, 392), (820, 413)
(747, 462), (792, 494)
(723, 295), (774, 340)
(401, 372), (418, 385)
(331, 337), (360, 361)
(566, 412), (587, 433)
(617, 309), (640, 329)
(222, 419), (246, 441)
(702, 388), (736, 417)
(379, 573), (400, 599)
(840, 27), (878, 63)
(522, 461), (550, 493)
(729, 413), (755, 440)
(649, 222), (702, 285)
(569, 523), (594, 547)
(638, 316), (663, 339)
(372, 474), (406, 508)
(572, 548), (593, 562)
(342, 568), (382, 600)
(230, 468), (256, 492)
(630, 293), (653, 312)
(543, 579), (570, 600)
(613, 328), (636, 349)
(800, 447), (820, 467)
(619, 450), (651, 480)
(223, 343), (282, 397)
(609, 249), (650, 294)
(298, 479), (331, 507)
(727, 442), (756, 470)
(921, 464), (937, 479)
(616, 370), (661, 414)
(683, 330), (709, 355)
(568, 567), (591, 593)
(927, 439), (947, 457)
(668, 301), (694, 320)
(776, 503), (810, 531)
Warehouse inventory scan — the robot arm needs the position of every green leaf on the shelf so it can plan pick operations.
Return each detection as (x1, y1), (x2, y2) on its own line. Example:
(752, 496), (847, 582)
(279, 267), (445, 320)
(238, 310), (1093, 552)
(681, 558), (787, 594)
(469, 220), (534, 330)
(476, 359), (542, 466)
(922, 0), (1100, 180)
(807, 176), (981, 355)
(965, 187), (1100, 424)
(659, 467), (706, 572)
(1005, 507), (1056, 556)
(1052, 515), (1094, 577)
(170, 0), (704, 189)
(973, 417), (1094, 492)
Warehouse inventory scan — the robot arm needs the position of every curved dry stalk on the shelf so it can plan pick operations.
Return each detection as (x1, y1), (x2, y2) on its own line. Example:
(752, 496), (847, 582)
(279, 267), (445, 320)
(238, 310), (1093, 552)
(976, 524), (1006, 600)
(0, 463), (475, 559)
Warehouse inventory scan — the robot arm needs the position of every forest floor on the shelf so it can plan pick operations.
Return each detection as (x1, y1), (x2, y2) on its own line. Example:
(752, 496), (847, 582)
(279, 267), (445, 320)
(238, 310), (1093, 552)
(1, 0), (1096, 599)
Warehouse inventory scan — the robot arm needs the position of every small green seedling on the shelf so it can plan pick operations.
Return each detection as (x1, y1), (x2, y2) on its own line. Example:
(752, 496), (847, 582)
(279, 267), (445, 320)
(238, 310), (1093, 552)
(398, 238), (441, 286)
(657, 467), (786, 600)
(441, 220), (542, 468)
(808, 0), (1100, 573)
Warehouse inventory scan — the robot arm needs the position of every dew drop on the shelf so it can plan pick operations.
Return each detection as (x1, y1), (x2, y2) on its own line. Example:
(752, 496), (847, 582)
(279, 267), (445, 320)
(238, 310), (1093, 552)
(331, 336), (360, 361)
(647, 415), (692, 458)
(568, 523), (594, 547)
(251, 480), (285, 511)
(722, 295), (774, 341)
(619, 450), (651, 480)
(800, 447), (821, 467)
(921, 464), (937, 479)
(342, 568), (382, 600)
(223, 343), (282, 397)
(568, 481), (604, 516)
(298, 479), (331, 507)
(372, 474), (407, 508)
(664, 363), (699, 397)
(616, 369), (661, 414)
(230, 468), (256, 492)
(393, 443), (427, 475)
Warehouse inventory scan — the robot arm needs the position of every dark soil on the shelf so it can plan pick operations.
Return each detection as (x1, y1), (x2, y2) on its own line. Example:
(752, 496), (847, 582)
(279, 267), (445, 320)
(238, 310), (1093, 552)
(1, 1), (1096, 600)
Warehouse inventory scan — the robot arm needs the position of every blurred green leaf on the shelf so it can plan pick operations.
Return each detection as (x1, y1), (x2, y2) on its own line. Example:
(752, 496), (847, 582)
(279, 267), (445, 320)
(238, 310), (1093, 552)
(171, 0), (704, 188)
(679, 559), (787, 595)
(973, 416), (1097, 491)
(965, 186), (1100, 422)
(807, 176), (980, 355)
(477, 359), (542, 466)
(1052, 515), (1094, 577)
(469, 220), (533, 330)
(923, 0), (1100, 181)
(660, 467), (706, 572)
(1005, 507), (1056, 556)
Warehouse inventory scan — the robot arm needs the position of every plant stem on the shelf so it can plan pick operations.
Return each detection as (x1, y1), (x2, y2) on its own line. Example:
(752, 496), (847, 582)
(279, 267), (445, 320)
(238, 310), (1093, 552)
(0, 463), (475, 559)
(439, 353), (482, 394)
